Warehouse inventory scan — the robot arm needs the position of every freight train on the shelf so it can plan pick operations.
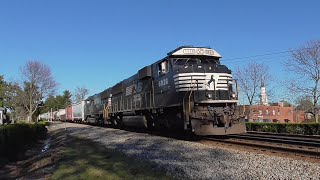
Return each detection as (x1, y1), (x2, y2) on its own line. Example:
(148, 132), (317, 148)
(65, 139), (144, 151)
(40, 46), (246, 135)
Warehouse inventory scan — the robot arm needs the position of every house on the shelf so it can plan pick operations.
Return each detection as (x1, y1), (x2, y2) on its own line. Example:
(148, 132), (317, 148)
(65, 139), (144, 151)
(245, 103), (294, 123)
(242, 81), (309, 123)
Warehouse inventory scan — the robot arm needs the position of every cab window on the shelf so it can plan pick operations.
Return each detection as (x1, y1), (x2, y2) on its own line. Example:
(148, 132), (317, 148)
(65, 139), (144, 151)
(158, 60), (169, 76)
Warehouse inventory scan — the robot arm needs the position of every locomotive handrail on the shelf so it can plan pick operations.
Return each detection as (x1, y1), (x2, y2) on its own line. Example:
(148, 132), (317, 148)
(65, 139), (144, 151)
(182, 76), (197, 125)
(109, 90), (154, 113)
(120, 96), (123, 111)
(144, 93), (147, 108)
(147, 91), (153, 108)
(213, 79), (216, 100)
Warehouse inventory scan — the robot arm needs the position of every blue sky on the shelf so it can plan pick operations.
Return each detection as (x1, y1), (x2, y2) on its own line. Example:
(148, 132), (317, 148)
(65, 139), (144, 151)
(1, 1), (319, 102)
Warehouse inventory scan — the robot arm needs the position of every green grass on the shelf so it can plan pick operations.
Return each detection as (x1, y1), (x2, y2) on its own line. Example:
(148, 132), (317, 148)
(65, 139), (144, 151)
(50, 137), (172, 180)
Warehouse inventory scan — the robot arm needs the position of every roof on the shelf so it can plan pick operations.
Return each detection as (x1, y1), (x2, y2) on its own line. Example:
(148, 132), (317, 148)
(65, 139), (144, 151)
(167, 46), (222, 58)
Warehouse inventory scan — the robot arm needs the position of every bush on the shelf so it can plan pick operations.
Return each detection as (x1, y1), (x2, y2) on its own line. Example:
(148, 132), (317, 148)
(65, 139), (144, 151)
(0, 123), (47, 159)
(38, 120), (50, 126)
(245, 122), (320, 135)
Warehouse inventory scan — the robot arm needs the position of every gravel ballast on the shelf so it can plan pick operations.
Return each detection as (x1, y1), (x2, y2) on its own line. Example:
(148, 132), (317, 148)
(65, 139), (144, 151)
(50, 122), (320, 179)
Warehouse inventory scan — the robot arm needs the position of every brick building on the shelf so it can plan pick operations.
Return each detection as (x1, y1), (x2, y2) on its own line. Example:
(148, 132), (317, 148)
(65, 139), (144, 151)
(293, 110), (312, 123)
(245, 103), (294, 123)
(243, 81), (311, 123)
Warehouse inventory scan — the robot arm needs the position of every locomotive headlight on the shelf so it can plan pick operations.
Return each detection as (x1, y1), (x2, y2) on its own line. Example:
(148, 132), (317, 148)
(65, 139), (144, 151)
(207, 93), (213, 99)
(231, 93), (236, 99)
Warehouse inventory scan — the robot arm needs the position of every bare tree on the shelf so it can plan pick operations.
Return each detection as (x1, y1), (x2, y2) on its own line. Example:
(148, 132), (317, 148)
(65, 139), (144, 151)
(73, 86), (89, 103)
(295, 95), (313, 111)
(20, 61), (57, 122)
(285, 40), (320, 123)
(235, 61), (270, 105)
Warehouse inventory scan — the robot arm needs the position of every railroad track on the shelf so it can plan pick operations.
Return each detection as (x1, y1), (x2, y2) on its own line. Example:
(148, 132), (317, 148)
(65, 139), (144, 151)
(201, 132), (320, 162)
(53, 121), (320, 162)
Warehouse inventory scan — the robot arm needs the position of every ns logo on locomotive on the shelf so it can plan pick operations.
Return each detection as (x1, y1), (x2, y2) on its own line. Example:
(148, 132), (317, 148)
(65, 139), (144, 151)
(49, 46), (246, 135)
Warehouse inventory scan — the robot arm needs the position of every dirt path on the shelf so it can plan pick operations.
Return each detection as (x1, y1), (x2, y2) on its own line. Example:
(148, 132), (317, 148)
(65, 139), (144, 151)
(0, 126), (68, 179)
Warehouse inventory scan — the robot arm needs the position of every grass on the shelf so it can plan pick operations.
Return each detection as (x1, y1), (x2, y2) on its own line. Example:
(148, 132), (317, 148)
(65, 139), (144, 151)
(50, 137), (172, 180)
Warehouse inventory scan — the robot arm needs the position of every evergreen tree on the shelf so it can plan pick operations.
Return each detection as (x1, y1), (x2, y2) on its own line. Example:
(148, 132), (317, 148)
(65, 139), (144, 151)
(0, 75), (5, 107)
(40, 90), (72, 113)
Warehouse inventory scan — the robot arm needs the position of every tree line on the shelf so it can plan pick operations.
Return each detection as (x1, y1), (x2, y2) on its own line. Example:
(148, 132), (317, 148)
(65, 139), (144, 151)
(0, 61), (89, 122)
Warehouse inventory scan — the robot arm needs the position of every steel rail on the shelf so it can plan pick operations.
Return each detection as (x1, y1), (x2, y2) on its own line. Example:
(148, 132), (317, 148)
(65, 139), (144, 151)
(227, 134), (320, 147)
(203, 137), (320, 157)
(238, 133), (320, 143)
(247, 131), (320, 139)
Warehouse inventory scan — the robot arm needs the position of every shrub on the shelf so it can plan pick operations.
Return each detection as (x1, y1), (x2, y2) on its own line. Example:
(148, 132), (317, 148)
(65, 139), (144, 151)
(38, 120), (50, 126)
(245, 122), (320, 135)
(0, 123), (47, 159)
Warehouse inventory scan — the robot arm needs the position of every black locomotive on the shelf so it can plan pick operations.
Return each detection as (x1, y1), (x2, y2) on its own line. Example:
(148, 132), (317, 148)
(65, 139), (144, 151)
(84, 46), (245, 135)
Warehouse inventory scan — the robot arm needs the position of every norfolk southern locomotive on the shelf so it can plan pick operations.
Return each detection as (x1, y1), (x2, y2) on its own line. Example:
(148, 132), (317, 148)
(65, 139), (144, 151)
(43, 46), (246, 135)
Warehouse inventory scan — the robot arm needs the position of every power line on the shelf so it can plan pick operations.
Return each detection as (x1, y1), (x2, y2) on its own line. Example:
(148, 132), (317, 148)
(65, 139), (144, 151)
(223, 50), (292, 61)
(222, 46), (319, 62)
(225, 54), (290, 63)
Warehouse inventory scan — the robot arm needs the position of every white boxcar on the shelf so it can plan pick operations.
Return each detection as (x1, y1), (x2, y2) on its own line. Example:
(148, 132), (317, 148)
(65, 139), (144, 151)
(0, 108), (4, 124)
(52, 111), (58, 121)
(72, 101), (85, 122)
(57, 109), (66, 121)
(39, 112), (50, 121)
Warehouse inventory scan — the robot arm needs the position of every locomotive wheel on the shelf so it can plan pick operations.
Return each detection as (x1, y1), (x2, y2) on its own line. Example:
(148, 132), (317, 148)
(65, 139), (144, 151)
(112, 118), (118, 127)
(147, 116), (156, 130)
(167, 109), (184, 132)
(115, 115), (123, 128)
(98, 117), (104, 126)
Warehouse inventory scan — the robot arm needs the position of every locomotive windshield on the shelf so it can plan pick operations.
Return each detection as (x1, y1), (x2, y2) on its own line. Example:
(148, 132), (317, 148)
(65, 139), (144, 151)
(172, 57), (220, 66)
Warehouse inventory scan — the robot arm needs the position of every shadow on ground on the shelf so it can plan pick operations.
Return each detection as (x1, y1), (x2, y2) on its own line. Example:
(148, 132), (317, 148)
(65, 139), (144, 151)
(0, 129), (67, 180)
(0, 126), (171, 180)
(50, 136), (171, 180)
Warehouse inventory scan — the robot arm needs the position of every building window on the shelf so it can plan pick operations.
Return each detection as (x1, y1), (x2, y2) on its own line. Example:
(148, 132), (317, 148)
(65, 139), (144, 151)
(263, 119), (271, 123)
(272, 110), (275, 115)
(259, 110), (262, 115)
(285, 119), (290, 123)
(266, 110), (269, 115)
(277, 110), (280, 115)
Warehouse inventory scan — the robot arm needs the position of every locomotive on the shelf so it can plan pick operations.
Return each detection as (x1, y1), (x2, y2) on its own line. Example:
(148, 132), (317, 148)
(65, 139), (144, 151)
(88, 46), (245, 135)
(42, 46), (246, 135)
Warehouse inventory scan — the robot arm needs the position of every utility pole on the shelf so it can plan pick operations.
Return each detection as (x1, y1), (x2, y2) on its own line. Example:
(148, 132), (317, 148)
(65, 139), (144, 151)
(50, 108), (53, 122)
(315, 108), (319, 123)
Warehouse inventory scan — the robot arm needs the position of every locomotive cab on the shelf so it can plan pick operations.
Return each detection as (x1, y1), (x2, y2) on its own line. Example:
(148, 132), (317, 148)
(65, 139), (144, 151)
(168, 46), (245, 135)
